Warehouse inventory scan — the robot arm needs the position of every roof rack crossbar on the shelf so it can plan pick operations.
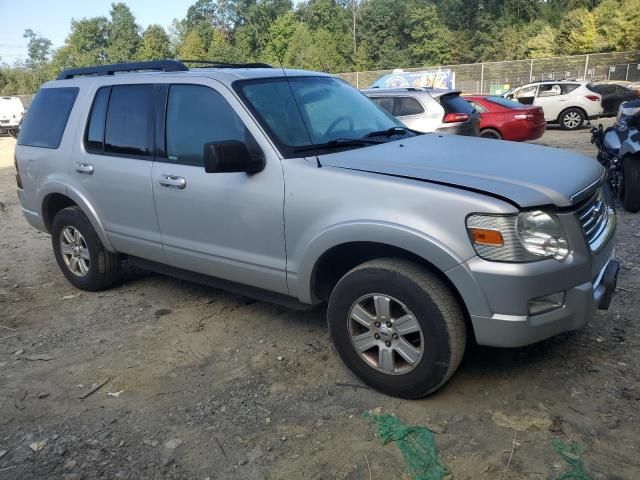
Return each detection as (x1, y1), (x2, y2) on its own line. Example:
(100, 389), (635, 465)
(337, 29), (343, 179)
(179, 59), (273, 69)
(56, 60), (189, 80)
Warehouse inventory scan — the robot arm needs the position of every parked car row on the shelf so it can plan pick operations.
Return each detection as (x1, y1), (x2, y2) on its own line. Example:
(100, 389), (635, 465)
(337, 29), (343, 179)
(365, 78), (639, 139)
(363, 87), (546, 142)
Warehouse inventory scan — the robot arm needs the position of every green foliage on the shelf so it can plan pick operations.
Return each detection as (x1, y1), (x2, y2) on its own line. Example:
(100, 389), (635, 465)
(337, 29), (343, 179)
(138, 25), (172, 60)
(557, 8), (601, 54)
(1, 0), (638, 95)
(23, 29), (52, 66)
(408, 5), (458, 66)
(107, 2), (142, 62)
(178, 30), (208, 60)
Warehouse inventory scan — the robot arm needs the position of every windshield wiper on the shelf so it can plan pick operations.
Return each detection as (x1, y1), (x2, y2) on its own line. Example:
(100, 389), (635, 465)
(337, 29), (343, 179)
(293, 138), (383, 154)
(364, 126), (412, 138)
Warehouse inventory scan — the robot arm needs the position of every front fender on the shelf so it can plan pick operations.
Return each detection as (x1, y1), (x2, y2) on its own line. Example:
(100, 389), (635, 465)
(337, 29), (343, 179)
(290, 220), (473, 303)
(40, 182), (115, 252)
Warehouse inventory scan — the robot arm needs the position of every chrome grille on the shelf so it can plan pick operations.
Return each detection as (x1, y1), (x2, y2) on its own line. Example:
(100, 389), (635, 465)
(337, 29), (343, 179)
(576, 188), (614, 252)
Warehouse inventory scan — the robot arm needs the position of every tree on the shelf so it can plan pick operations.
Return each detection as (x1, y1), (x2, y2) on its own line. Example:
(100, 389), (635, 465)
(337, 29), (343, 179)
(208, 28), (241, 62)
(138, 25), (172, 60)
(52, 17), (109, 70)
(408, 5), (458, 66)
(23, 29), (52, 66)
(526, 24), (557, 58)
(359, 0), (410, 68)
(556, 8), (601, 54)
(107, 2), (142, 62)
(178, 29), (208, 60)
(264, 11), (299, 63)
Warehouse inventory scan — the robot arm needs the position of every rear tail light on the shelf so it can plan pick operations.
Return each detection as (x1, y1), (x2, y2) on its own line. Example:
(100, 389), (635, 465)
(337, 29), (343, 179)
(514, 113), (535, 120)
(14, 154), (23, 189)
(443, 113), (469, 123)
(585, 95), (600, 102)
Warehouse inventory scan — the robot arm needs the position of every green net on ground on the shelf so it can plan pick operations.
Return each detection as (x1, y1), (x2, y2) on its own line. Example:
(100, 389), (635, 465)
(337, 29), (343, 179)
(552, 439), (591, 480)
(364, 413), (449, 480)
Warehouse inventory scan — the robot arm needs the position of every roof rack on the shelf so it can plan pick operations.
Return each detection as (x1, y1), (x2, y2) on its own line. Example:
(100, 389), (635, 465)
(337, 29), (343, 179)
(57, 60), (188, 80)
(56, 59), (274, 80)
(180, 60), (273, 69)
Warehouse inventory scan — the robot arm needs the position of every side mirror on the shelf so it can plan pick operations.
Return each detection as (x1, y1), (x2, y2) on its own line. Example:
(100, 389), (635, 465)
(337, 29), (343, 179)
(203, 141), (265, 174)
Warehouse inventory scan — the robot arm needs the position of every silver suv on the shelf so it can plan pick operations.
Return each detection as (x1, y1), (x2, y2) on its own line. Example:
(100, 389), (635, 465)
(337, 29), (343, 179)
(15, 60), (619, 398)
(364, 87), (480, 136)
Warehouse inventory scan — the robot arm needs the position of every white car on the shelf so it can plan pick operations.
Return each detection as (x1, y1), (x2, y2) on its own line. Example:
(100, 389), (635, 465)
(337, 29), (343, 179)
(0, 96), (25, 137)
(505, 81), (603, 130)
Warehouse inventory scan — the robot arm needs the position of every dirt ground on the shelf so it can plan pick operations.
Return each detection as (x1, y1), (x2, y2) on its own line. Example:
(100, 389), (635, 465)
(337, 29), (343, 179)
(1, 121), (639, 480)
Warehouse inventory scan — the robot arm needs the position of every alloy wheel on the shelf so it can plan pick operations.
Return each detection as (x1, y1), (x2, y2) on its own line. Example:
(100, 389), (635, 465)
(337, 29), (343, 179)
(60, 226), (90, 277)
(563, 111), (582, 129)
(347, 294), (424, 375)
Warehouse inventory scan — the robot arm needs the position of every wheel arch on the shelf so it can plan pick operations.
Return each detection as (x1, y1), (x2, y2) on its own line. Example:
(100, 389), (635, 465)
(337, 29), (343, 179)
(292, 220), (479, 315)
(41, 186), (115, 252)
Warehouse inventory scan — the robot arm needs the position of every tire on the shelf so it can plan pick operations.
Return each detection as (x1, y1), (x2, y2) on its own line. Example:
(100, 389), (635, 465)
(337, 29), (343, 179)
(327, 258), (467, 398)
(8, 129), (18, 139)
(559, 108), (585, 130)
(480, 128), (502, 140)
(51, 206), (121, 291)
(622, 156), (640, 212)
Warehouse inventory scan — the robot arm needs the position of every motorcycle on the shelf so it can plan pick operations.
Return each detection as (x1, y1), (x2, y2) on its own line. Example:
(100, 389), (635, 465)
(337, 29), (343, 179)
(591, 98), (640, 212)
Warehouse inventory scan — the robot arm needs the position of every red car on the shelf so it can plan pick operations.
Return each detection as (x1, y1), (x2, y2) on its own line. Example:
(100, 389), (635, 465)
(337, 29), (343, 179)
(465, 95), (546, 141)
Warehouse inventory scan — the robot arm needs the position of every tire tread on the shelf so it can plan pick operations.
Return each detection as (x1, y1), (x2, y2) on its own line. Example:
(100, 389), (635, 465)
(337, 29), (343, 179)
(338, 258), (467, 398)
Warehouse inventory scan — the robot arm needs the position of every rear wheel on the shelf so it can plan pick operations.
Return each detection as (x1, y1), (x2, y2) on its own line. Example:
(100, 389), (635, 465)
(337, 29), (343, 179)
(327, 258), (467, 398)
(480, 128), (502, 140)
(559, 108), (585, 130)
(52, 206), (121, 291)
(622, 156), (640, 212)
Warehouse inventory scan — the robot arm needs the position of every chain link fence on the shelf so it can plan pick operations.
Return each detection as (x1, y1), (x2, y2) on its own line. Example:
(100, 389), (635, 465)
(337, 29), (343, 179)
(338, 51), (640, 93)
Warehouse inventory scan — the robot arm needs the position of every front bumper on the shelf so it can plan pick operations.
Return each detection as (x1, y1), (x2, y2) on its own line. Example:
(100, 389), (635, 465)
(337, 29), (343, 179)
(467, 255), (619, 347)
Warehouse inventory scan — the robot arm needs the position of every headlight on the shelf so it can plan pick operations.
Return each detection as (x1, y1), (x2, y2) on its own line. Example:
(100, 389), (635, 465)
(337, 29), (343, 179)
(466, 211), (569, 262)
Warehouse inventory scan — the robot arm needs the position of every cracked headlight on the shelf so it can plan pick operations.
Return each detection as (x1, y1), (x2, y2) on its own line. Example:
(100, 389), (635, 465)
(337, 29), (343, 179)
(466, 211), (569, 262)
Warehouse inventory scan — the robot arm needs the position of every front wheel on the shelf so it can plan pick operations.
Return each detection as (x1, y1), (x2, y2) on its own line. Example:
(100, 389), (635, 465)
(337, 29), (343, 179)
(559, 108), (585, 130)
(327, 258), (467, 398)
(622, 156), (640, 212)
(51, 206), (121, 291)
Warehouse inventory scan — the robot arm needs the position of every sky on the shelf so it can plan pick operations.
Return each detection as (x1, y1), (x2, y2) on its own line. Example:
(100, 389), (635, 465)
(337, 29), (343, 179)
(0, 0), (196, 62)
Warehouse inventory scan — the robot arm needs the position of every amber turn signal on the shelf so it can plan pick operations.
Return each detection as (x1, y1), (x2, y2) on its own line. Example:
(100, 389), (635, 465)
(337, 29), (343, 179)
(470, 228), (504, 246)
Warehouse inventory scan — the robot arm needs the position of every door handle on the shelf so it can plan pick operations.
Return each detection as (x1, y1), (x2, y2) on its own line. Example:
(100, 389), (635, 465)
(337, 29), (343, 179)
(75, 163), (94, 175)
(159, 174), (186, 189)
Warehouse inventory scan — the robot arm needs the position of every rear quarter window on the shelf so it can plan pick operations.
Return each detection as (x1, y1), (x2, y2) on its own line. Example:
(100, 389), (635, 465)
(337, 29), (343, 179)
(561, 84), (579, 94)
(18, 87), (79, 149)
(395, 97), (424, 116)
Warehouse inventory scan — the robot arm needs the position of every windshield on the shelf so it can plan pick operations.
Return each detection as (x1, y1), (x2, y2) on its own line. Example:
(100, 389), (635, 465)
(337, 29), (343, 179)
(235, 76), (406, 157)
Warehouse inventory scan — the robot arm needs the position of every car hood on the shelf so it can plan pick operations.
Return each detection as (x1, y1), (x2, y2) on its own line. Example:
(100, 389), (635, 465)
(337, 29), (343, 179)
(319, 134), (603, 208)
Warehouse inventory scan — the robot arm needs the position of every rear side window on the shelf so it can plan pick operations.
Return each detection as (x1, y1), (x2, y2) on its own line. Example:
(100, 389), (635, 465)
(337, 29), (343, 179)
(467, 100), (487, 113)
(104, 85), (154, 157)
(561, 84), (579, 94)
(18, 87), (78, 149)
(85, 87), (110, 153)
(395, 97), (424, 116)
(439, 94), (474, 114)
(371, 97), (395, 115)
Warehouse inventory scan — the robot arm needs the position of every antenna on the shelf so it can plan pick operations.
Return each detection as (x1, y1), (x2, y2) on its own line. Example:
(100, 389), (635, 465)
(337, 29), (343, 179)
(239, 8), (322, 167)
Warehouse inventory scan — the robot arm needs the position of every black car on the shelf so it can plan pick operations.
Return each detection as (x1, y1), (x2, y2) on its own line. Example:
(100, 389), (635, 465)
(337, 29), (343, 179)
(588, 83), (640, 117)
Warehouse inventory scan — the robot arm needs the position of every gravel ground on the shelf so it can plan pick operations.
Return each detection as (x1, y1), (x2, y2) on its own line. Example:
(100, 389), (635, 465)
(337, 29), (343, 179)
(1, 120), (639, 480)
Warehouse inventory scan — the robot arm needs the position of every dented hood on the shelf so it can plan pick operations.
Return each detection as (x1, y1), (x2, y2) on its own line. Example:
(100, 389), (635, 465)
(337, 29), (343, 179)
(319, 134), (603, 208)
